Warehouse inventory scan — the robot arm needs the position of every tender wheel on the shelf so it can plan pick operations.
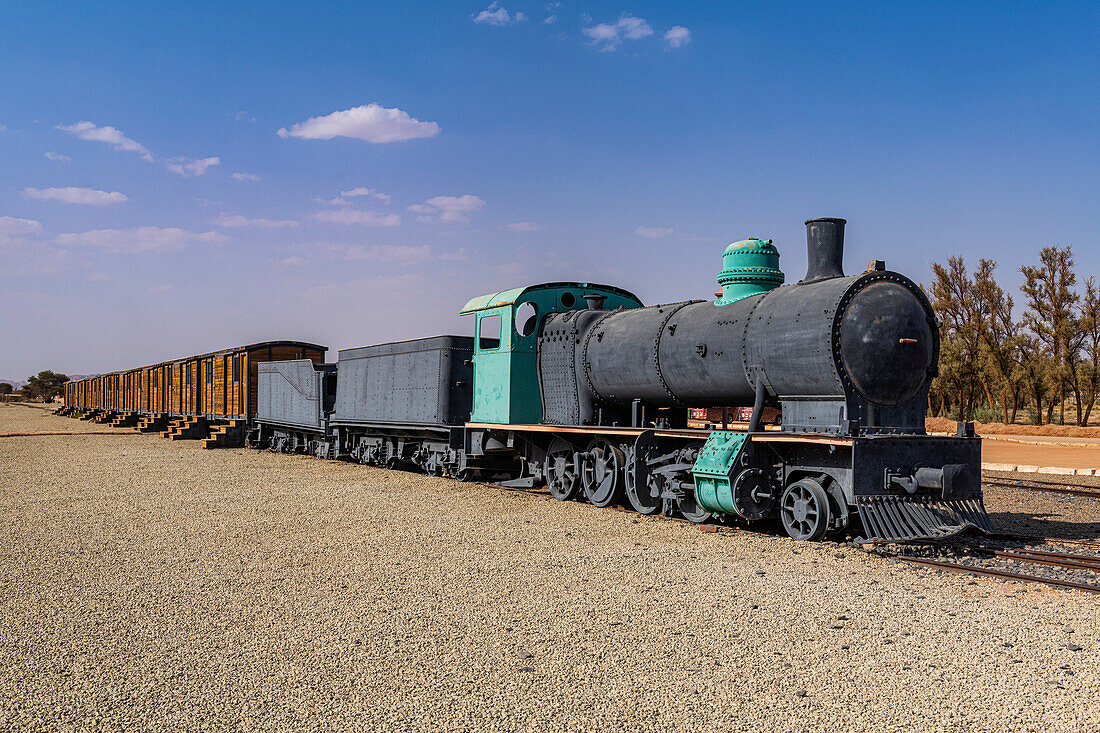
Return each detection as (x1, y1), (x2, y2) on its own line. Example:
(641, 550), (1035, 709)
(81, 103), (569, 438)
(780, 478), (831, 541)
(544, 437), (580, 501)
(581, 439), (623, 508)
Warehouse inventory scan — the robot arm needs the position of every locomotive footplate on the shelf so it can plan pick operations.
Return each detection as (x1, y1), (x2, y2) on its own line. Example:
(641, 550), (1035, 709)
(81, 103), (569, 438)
(854, 494), (994, 543)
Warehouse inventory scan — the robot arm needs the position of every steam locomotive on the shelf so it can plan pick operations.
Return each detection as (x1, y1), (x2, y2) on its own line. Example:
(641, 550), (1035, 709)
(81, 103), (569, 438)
(250, 218), (991, 543)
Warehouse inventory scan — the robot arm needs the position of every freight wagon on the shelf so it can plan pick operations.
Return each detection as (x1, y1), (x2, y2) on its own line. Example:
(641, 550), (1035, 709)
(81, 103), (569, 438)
(63, 341), (325, 447)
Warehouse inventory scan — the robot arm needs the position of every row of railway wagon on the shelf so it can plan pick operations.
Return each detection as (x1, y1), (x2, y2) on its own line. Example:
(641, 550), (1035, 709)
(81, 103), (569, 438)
(61, 218), (993, 543)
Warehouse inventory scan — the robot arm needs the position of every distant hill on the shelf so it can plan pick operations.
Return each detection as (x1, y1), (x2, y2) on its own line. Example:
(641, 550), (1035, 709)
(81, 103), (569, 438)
(2, 374), (96, 391)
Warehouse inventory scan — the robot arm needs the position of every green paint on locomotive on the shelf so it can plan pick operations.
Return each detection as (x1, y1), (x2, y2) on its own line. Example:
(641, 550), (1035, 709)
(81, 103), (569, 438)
(714, 238), (784, 305)
(692, 430), (751, 514)
(460, 282), (643, 424)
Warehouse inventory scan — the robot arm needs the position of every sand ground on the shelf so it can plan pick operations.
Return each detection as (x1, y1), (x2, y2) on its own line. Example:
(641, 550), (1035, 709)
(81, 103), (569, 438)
(1, 405), (1098, 732)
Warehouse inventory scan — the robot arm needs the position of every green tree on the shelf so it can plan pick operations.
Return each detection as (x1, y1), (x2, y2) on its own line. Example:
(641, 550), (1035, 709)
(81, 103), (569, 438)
(1021, 246), (1079, 425)
(973, 259), (1022, 423)
(0, 382), (12, 396)
(930, 256), (983, 420)
(1079, 277), (1100, 425)
(21, 370), (69, 402)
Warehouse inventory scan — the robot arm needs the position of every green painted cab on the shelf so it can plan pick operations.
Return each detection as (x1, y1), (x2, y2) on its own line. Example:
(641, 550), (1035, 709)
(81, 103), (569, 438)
(460, 282), (643, 424)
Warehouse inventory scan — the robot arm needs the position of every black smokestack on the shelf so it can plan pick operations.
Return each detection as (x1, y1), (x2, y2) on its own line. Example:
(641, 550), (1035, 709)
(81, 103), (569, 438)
(802, 217), (846, 284)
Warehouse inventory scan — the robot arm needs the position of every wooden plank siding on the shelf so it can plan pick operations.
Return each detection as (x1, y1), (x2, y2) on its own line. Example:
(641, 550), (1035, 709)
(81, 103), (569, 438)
(62, 341), (326, 417)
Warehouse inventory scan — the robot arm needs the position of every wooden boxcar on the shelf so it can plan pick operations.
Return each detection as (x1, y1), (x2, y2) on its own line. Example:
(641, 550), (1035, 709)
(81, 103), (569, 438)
(64, 341), (326, 420)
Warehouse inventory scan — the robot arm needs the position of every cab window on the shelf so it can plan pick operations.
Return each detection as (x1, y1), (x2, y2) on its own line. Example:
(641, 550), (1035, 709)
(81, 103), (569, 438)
(478, 314), (501, 350)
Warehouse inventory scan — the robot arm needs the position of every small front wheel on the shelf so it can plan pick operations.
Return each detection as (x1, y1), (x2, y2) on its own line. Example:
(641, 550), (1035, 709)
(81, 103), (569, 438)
(779, 478), (831, 541)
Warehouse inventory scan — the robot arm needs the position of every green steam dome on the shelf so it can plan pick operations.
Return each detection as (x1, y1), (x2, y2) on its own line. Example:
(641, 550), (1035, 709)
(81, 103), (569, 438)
(714, 238), (784, 306)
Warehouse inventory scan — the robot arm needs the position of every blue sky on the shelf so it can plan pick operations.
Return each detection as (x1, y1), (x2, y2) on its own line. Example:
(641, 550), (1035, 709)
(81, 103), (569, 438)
(1, 1), (1098, 378)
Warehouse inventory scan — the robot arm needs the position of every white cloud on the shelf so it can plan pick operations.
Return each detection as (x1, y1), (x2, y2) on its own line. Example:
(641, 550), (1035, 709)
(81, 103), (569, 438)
(440, 247), (467, 261)
(44, 151), (70, 162)
(231, 172), (261, 182)
(508, 221), (542, 231)
(55, 226), (228, 254)
(664, 26), (691, 48)
(544, 15), (557, 24)
(166, 156), (220, 176)
(473, 3), (524, 25)
(23, 187), (128, 205)
(340, 186), (392, 203)
(636, 225), (674, 238)
(213, 213), (298, 228)
(278, 103), (440, 143)
(345, 244), (432, 262)
(0, 216), (43, 235)
(411, 194), (486, 223)
(276, 256), (306, 269)
(583, 15), (653, 51)
(57, 121), (153, 161)
(234, 111), (256, 123)
(313, 209), (401, 226)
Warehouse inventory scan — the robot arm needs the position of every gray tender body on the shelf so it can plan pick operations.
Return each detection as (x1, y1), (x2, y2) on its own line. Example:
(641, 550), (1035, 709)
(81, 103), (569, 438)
(255, 359), (336, 431)
(331, 336), (473, 427)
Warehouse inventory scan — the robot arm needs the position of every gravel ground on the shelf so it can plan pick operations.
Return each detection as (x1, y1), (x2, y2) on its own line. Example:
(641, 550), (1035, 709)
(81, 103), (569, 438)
(2, 411), (1099, 732)
(983, 470), (1100, 539)
(0, 403), (113, 435)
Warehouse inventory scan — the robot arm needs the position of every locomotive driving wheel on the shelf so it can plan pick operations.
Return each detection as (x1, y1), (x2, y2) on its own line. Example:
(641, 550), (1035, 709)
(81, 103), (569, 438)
(581, 438), (624, 508)
(626, 434), (662, 515)
(544, 437), (580, 501)
(779, 478), (831, 541)
(674, 493), (711, 523)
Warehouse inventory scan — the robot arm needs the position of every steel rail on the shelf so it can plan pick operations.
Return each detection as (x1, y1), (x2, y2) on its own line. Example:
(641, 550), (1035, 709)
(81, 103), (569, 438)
(988, 533), (1100, 549)
(983, 479), (1100, 499)
(990, 549), (1100, 572)
(898, 555), (1100, 594)
(994, 546), (1100, 563)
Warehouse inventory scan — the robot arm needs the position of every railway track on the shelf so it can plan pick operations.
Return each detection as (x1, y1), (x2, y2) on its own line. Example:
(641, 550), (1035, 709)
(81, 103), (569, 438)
(899, 554), (1100, 593)
(897, 540), (1100, 595)
(983, 476), (1100, 499)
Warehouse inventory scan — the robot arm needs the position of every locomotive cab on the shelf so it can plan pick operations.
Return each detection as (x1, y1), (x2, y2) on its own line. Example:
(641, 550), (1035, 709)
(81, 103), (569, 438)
(459, 283), (642, 425)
